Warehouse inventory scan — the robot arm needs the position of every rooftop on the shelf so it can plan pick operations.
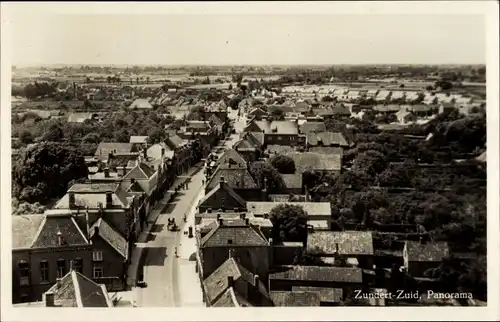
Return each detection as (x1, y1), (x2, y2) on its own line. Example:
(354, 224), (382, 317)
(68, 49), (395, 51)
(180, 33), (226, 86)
(269, 266), (363, 283)
(307, 231), (374, 255)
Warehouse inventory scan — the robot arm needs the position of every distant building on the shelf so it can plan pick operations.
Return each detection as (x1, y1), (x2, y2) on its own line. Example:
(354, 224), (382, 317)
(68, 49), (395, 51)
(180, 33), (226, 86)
(403, 241), (450, 278)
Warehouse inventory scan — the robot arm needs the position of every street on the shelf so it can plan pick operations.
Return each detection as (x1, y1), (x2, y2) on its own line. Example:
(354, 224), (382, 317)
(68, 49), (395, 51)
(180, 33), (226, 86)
(133, 106), (243, 307)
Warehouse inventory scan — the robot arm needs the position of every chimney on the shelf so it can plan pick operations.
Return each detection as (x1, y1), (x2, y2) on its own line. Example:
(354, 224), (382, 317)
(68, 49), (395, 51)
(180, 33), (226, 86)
(56, 278), (62, 289)
(105, 192), (112, 208)
(57, 231), (62, 246)
(85, 206), (90, 240)
(104, 168), (110, 178)
(253, 274), (259, 285)
(218, 218), (223, 226)
(143, 148), (147, 159)
(227, 276), (234, 287)
(68, 192), (75, 208)
(45, 292), (55, 307)
(335, 243), (339, 253)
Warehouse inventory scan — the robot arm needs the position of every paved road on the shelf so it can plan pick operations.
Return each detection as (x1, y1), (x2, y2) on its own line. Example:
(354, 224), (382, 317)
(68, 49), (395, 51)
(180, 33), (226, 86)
(136, 168), (205, 307)
(135, 107), (242, 307)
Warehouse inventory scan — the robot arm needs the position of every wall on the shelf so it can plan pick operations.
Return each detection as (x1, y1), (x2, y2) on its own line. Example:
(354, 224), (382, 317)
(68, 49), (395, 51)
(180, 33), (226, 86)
(12, 246), (92, 303)
(90, 236), (126, 280)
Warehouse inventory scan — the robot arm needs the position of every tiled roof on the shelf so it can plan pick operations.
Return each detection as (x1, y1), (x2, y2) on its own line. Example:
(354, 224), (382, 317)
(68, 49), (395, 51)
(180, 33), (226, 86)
(234, 139), (257, 151)
(246, 202), (331, 217)
(206, 166), (258, 191)
(94, 143), (135, 160)
(406, 241), (449, 262)
(127, 181), (145, 193)
(12, 215), (45, 249)
(248, 107), (268, 117)
(199, 181), (247, 210)
(129, 136), (148, 144)
(246, 132), (265, 147)
(212, 287), (254, 307)
(309, 147), (343, 155)
(165, 134), (187, 150)
(299, 122), (327, 134)
(254, 120), (272, 133)
(285, 152), (341, 172)
(129, 98), (153, 109)
(54, 189), (129, 209)
(281, 174), (303, 189)
(208, 114), (224, 126)
(292, 286), (343, 303)
(203, 257), (269, 303)
(269, 266), (363, 283)
(146, 142), (173, 160)
(374, 104), (400, 112)
(307, 132), (349, 147)
(31, 215), (89, 249)
(331, 105), (351, 115)
(266, 145), (296, 155)
(270, 121), (299, 134)
(90, 218), (128, 258)
(107, 154), (139, 168)
(200, 222), (269, 248)
(307, 231), (374, 255)
(270, 291), (321, 306)
(46, 270), (112, 307)
(215, 149), (247, 168)
(123, 163), (155, 179)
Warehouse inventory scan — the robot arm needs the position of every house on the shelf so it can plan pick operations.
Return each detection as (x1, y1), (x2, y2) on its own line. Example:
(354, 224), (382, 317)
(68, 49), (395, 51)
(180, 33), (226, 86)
(12, 214), (92, 303)
(196, 217), (271, 279)
(306, 132), (350, 149)
(396, 110), (416, 124)
(203, 256), (272, 306)
(233, 133), (263, 162)
(405, 91), (421, 103)
(439, 102), (456, 114)
(213, 148), (247, 169)
(246, 201), (332, 230)
(129, 98), (153, 109)
(366, 89), (379, 98)
(390, 91), (405, 102)
(52, 183), (139, 245)
(243, 120), (304, 147)
(409, 104), (435, 117)
(373, 104), (400, 115)
(403, 241), (450, 278)
(291, 286), (343, 306)
(198, 176), (247, 213)
(129, 136), (148, 146)
(346, 90), (361, 101)
(94, 143), (137, 163)
(196, 212), (273, 241)
(280, 174), (304, 195)
(29, 269), (114, 307)
(165, 133), (193, 175)
(299, 122), (327, 134)
(268, 266), (363, 297)
(205, 165), (259, 200)
(185, 120), (212, 134)
(285, 152), (342, 175)
(270, 291), (320, 306)
(67, 112), (98, 123)
(248, 107), (269, 120)
(307, 231), (374, 268)
(88, 218), (128, 290)
(423, 93), (438, 105)
(375, 90), (391, 102)
(208, 114), (225, 136)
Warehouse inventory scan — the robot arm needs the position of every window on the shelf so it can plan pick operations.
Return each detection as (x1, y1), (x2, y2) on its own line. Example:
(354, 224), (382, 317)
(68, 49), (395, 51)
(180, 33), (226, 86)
(277, 136), (282, 141)
(93, 266), (103, 278)
(92, 251), (103, 262)
(56, 259), (66, 278)
(18, 260), (30, 286)
(74, 258), (83, 274)
(40, 261), (49, 283)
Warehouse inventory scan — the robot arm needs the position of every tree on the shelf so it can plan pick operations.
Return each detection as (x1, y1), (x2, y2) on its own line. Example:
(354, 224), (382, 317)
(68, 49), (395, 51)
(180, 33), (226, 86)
(82, 132), (101, 144)
(13, 143), (88, 203)
(249, 161), (285, 193)
(352, 150), (387, 176)
(147, 128), (165, 144)
(269, 106), (284, 119)
(42, 123), (65, 142)
(18, 130), (34, 145)
(270, 154), (296, 174)
(269, 204), (308, 242)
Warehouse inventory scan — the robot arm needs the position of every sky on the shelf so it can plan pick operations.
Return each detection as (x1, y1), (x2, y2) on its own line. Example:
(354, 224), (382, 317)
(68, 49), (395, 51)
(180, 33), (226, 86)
(12, 14), (486, 66)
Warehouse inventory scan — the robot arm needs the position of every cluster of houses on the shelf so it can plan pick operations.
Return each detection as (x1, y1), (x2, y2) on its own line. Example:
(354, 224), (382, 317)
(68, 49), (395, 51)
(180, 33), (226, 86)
(11, 110), (230, 305)
(193, 116), (462, 307)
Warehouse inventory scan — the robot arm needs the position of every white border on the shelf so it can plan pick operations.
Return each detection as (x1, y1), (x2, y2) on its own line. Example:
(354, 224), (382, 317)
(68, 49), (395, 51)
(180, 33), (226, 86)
(1, 1), (499, 321)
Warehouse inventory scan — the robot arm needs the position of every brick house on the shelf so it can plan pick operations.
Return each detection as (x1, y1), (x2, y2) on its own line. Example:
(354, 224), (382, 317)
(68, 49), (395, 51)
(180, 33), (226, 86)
(233, 133), (263, 162)
(165, 133), (193, 175)
(403, 241), (450, 278)
(306, 231), (374, 269)
(12, 214), (92, 303)
(196, 217), (271, 280)
(203, 256), (272, 307)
